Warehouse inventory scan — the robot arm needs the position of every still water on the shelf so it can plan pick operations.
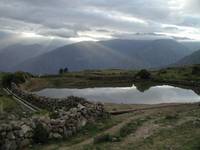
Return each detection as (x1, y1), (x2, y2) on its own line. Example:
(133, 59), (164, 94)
(35, 85), (200, 104)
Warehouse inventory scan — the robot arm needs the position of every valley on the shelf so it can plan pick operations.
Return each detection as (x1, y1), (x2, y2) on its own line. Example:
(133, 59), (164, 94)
(1, 0), (200, 149)
(0, 65), (200, 150)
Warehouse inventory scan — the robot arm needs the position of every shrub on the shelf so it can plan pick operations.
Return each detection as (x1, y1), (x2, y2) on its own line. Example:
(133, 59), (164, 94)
(158, 70), (167, 75)
(2, 72), (31, 88)
(192, 66), (200, 75)
(93, 133), (112, 144)
(33, 123), (49, 143)
(59, 68), (64, 75)
(135, 69), (151, 80)
(165, 114), (178, 120)
(49, 111), (59, 119)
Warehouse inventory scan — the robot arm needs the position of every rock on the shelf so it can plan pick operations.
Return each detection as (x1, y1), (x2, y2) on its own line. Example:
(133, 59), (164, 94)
(78, 104), (85, 110)
(21, 124), (32, 135)
(3, 140), (17, 150)
(7, 132), (15, 140)
(78, 117), (87, 129)
(50, 133), (62, 139)
(19, 139), (31, 149)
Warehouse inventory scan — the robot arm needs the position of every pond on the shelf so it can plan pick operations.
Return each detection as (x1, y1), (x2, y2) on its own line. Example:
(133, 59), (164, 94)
(35, 85), (200, 104)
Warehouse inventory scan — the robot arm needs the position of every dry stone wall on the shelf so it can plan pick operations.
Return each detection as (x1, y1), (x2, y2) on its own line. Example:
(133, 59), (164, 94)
(0, 83), (108, 150)
(10, 83), (94, 111)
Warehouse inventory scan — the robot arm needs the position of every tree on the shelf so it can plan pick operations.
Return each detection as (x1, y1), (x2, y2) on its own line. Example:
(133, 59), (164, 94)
(135, 69), (151, 80)
(64, 67), (68, 73)
(192, 66), (200, 75)
(33, 122), (49, 143)
(59, 68), (64, 75)
(2, 72), (26, 88)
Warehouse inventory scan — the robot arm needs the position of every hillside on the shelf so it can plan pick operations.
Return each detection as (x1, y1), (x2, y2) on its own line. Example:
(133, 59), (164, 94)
(12, 39), (190, 74)
(101, 39), (190, 68)
(0, 44), (44, 71)
(175, 49), (200, 66)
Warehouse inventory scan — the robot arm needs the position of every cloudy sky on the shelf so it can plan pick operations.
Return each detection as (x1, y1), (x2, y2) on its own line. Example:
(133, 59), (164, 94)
(0, 0), (200, 46)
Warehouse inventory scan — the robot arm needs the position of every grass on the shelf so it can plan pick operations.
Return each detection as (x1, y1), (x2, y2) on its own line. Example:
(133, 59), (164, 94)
(1, 66), (200, 149)
(64, 104), (200, 150)
(154, 65), (200, 82)
(32, 112), (135, 150)
(0, 96), (17, 112)
(118, 118), (146, 138)
(20, 65), (200, 92)
(128, 119), (200, 150)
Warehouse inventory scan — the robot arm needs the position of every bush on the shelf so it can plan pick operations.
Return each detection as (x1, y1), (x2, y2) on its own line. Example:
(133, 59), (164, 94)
(2, 72), (30, 88)
(135, 69), (151, 80)
(49, 111), (59, 119)
(165, 114), (178, 120)
(33, 123), (49, 143)
(93, 133), (112, 144)
(158, 70), (167, 75)
(192, 66), (200, 75)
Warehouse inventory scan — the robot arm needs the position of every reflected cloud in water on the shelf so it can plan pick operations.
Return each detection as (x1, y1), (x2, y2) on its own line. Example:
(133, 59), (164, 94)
(35, 85), (200, 104)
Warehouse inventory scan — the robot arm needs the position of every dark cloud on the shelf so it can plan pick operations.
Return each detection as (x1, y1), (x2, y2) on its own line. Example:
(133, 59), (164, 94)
(0, 0), (199, 44)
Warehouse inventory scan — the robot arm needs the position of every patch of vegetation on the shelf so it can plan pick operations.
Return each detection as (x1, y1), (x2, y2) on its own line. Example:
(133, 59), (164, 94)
(128, 119), (200, 150)
(0, 96), (17, 113)
(32, 113), (133, 149)
(192, 65), (200, 75)
(155, 113), (179, 126)
(119, 118), (146, 138)
(93, 133), (113, 144)
(33, 122), (49, 144)
(2, 72), (32, 88)
(153, 65), (200, 82)
(135, 69), (151, 80)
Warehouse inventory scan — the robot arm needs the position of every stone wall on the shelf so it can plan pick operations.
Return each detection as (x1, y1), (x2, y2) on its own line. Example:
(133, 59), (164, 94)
(0, 83), (108, 150)
(10, 83), (94, 111)
(0, 103), (106, 150)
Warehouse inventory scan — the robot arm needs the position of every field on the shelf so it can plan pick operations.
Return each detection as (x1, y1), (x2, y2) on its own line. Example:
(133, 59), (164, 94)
(20, 65), (200, 92)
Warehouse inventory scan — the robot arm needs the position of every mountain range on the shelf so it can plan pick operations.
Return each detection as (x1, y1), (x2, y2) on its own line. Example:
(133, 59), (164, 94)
(0, 39), (199, 74)
(175, 49), (200, 66)
(0, 44), (45, 72)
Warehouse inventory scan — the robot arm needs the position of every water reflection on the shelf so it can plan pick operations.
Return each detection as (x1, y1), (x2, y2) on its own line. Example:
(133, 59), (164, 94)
(35, 84), (200, 104)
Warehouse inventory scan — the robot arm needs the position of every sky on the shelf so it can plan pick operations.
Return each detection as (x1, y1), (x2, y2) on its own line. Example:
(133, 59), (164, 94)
(0, 0), (200, 46)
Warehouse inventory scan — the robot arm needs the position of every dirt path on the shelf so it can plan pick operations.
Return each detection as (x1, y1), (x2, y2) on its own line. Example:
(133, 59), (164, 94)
(59, 112), (149, 150)
(37, 104), (192, 150)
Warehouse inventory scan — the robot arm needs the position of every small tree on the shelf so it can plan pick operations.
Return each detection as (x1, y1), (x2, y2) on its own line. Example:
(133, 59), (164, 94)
(33, 123), (49, 143)
(2, 72), (26, 88)
(135, 69), (151, 80)
(64, 67), (68, 73)
(192, 66), (200, 75)
(59, 68), (64, 75)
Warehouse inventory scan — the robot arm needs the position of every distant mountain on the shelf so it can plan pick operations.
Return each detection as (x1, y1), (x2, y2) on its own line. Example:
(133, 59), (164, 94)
(12, 39), (191, 74)
(181, 41), (200, 53)
(13, 41), (147, 74)
(101, 39), (190, 68)
(175, 49), (200, 66)
(0, 44), (44, 71)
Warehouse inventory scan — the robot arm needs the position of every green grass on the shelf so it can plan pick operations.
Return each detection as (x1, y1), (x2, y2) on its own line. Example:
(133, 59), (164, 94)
(118, 118), (146, 138)
(128, 119), (200, 150)
(32, 113), (134, 150)
(21, 65), (200, 92)
(154, 65), (200, 81)
(0, 96), (18, 113)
